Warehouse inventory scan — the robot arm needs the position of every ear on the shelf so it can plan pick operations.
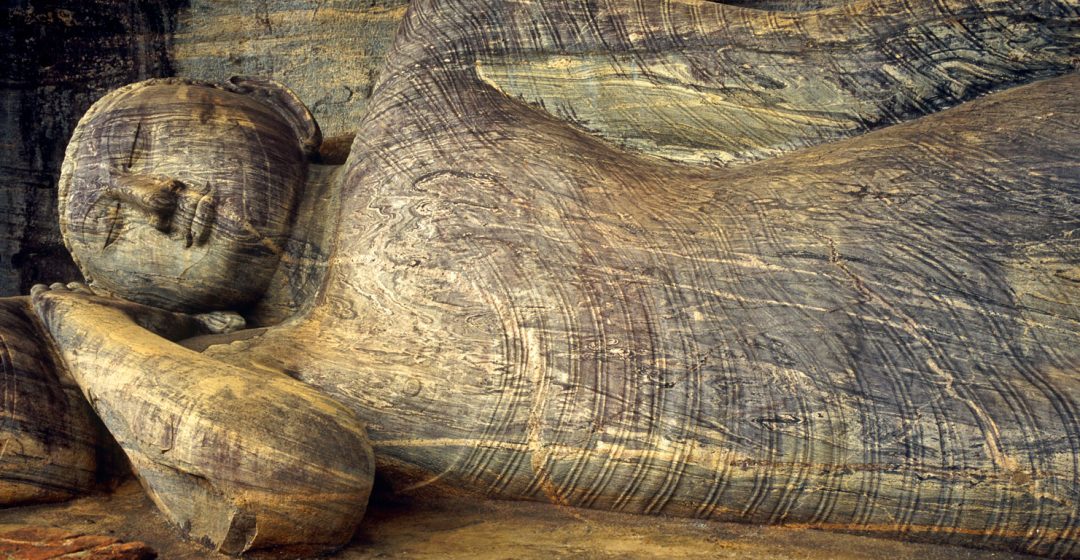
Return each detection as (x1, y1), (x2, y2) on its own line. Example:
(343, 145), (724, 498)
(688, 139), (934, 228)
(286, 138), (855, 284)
(224, 76), (322, 159)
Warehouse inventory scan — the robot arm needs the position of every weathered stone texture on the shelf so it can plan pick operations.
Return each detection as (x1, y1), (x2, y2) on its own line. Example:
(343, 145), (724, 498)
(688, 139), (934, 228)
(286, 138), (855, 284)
(7, 0), (1080, 557)
(0, 297), (103, 505)
(39, 0), (1080, 556)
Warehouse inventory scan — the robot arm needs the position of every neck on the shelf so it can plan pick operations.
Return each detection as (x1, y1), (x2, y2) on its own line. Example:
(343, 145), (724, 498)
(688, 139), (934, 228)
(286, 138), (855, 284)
(247, 162), (346, 326)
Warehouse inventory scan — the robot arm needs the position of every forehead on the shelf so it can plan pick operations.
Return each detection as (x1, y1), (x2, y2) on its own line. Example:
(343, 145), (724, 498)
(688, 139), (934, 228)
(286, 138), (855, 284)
(101, 83), (284, 126)
(93, 85), (295, 165)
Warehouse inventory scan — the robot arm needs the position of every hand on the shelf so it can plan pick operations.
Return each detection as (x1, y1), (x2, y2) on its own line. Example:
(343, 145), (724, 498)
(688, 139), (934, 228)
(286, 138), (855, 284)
(31, 282), (245, 340)
(192, 311), (246, 334)
(30, 281), (96, 299)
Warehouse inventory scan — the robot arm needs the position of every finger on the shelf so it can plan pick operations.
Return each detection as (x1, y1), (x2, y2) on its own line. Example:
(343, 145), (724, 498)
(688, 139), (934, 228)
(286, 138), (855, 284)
(66, 282), (93, 294)
(49, 282), (67, 291)
(194, 311), (246, 334)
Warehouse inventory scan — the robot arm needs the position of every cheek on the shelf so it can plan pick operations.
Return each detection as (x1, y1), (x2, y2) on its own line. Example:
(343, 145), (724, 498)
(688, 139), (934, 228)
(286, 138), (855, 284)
(91, 226), (192, 274)
(213, 187), (298, 246)
(81, 234), (269, 308)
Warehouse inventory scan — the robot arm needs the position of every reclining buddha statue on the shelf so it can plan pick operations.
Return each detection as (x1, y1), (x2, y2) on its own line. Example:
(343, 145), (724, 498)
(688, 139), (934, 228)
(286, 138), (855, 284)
(12, 0), (1080, 556)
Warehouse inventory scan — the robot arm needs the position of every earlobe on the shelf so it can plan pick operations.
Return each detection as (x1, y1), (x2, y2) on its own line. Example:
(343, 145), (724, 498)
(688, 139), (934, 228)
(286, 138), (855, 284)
(223, 76), (322, 159)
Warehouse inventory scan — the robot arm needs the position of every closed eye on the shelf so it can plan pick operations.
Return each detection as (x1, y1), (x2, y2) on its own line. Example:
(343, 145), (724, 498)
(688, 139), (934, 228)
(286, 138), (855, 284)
(103, 200), (123, 250)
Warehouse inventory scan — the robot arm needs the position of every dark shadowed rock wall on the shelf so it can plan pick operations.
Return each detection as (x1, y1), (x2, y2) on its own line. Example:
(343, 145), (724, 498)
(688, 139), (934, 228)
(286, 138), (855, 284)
(0, 1), (184, 295)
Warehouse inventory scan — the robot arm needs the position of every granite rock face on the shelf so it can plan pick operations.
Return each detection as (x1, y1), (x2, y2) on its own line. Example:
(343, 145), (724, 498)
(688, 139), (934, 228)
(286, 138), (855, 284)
(36, 0), (1080, 556)
(6, 0), (1080, 557)
(0, 297), (104, 505)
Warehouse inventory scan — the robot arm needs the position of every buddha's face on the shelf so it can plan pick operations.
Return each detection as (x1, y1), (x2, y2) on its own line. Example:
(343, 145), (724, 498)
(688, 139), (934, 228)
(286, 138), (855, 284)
(60, 80), (308, 312)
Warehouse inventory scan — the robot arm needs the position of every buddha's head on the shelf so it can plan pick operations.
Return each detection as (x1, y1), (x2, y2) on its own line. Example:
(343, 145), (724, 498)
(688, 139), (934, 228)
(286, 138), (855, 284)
(59, 77), (320, 312)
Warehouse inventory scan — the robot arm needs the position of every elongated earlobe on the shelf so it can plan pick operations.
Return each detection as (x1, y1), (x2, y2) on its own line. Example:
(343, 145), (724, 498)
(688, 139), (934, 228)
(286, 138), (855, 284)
(224, 76), (322, 159)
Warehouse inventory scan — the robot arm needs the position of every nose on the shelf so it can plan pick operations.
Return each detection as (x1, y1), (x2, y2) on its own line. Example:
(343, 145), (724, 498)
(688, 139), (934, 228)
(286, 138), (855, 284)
(105, 174), (182, 232)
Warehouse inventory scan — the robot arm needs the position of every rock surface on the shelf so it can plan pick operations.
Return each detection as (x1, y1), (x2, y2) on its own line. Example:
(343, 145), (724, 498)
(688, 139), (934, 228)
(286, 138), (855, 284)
(33, 286), (377, 557)
(0, 525), (155, 560)
(172, 0), (408, 138)
(0, 480), (1047, 560)
(6, 0), (1080, 557)
(41, 0), (1080, 556)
